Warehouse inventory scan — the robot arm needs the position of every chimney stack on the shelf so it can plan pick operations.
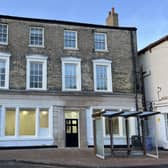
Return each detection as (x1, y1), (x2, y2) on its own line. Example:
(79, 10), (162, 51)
(106, 7), (119, 26)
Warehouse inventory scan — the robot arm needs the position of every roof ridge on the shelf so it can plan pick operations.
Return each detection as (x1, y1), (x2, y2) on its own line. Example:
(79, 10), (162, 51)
(138, 34), (168, 55)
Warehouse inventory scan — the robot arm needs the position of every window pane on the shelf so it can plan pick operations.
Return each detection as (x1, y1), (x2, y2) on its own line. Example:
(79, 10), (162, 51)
(72, 126), (77, 133)
(105, 117), (119, 135)
(40, 109), (48, 128)
(5, 109), (15, 136)
(65, 63), (77, 89)
(94, 33), (106, 50)
(96, 65), (107, 90)
(19, 109), (35, 136)
(30, 27), (43, 46)
(0, 24), (7, 43)
(30, 62), (43, 88)
(65, 111), (79, 119)
(0, 59), (6, 87)
(64, 31), (77, 48)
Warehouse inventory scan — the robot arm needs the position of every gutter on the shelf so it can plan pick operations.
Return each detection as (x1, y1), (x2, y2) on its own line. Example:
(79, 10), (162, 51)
(0, 14), (137, 31)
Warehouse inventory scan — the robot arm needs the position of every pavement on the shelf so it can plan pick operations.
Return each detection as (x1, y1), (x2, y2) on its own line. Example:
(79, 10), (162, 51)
(0, 148), (168, 167)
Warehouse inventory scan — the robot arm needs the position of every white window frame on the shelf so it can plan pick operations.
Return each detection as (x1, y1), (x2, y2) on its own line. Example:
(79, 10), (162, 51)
(26, 55), (47, 90)
(64, 30), (78, 50)
(93, 59), (112, 92)
(0, 106), (53, 139)
(0, 23), (8, 45)
(29, 27), (44, 47)
(94, 32), (108, 52)
(0, 52), (11, 89)
(61, 57), (81, 91)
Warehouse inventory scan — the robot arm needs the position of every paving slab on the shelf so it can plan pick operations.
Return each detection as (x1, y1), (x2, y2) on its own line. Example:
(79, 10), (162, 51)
(0, 148), (168, 168)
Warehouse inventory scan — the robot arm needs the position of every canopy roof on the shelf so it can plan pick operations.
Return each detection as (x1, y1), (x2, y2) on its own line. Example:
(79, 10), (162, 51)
(138, 111), (160, 118)
(92, 110), (160, 118)
(102, 110), (124, 117)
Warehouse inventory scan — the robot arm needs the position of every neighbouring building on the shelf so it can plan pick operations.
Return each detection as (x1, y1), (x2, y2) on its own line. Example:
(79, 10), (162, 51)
(138, 35), (168, 149)
(0, 8), (142, 148)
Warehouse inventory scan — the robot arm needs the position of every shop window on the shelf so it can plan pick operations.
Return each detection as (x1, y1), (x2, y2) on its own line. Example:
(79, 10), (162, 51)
(39, 109), (49, 136)
(19, 109), (35, 136)
(2, 107), (51, 138)
(5, 109), (16, 136)
(40, 109), (48, 128)
(105, 117), (119, 135)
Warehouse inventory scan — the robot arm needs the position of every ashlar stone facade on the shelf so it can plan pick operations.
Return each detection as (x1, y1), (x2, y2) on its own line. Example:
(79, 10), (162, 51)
(0, 15), (142, 148)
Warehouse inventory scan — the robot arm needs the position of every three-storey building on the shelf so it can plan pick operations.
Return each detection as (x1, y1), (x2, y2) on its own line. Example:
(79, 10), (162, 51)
(0, 8), (142, 147)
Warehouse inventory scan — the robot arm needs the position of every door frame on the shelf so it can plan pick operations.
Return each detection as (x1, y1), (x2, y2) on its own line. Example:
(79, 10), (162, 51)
(65, 118), (79, 147)
(64, 111), (80, 148)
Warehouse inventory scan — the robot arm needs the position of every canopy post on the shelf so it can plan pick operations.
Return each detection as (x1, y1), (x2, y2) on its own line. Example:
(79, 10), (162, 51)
(109, 117), (114, 156)
(141, 118), (146, 155)
(125, 117), (130, 155)
(93, 119), (97, 154)
(137, 116), (141, 138)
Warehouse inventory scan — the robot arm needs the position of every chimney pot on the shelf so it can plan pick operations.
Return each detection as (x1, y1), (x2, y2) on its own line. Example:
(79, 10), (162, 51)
(112, 7), (115, 14)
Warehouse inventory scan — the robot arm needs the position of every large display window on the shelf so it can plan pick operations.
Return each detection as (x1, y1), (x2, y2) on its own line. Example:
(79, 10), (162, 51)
(1, 107), (51, 138)
(5, 109), (16, 136)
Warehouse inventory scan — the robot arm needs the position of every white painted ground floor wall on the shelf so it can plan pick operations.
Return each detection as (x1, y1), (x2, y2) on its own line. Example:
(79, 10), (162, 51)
(0, 93), (141, 148)
(153, 100), (168, 149)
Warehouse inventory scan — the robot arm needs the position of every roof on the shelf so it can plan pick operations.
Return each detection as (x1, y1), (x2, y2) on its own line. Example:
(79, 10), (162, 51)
(92, 110), (160, 118)
(138, 111), (160, 118)
(102, 110), (123, 117)
(0, 14), (137, 31)
(138, 35), (168, 55)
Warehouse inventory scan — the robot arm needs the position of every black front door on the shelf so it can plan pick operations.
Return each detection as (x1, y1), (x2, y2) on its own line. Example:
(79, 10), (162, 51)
(65, 119), (78, 147)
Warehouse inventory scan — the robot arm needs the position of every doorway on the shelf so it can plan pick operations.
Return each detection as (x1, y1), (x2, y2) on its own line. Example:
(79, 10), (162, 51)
(65, 119), (78, 147)
(65, 111), (79, 147)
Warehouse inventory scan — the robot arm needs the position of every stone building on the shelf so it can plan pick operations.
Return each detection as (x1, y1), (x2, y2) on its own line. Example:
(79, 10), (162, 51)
(0, 8), (142, 148)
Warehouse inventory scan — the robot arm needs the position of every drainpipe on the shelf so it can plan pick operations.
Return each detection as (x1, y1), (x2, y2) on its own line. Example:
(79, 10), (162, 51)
(140, 66), (147, 111)
(130, 30), (138, 111)
(130, 30), (140, 137)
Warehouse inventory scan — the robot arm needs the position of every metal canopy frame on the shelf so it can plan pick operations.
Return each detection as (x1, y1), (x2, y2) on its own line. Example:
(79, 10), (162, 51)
(92, 110), (160, 157)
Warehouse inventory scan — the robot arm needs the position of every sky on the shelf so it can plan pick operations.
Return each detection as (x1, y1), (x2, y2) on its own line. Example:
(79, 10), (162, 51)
(0, 0), (168, 50)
